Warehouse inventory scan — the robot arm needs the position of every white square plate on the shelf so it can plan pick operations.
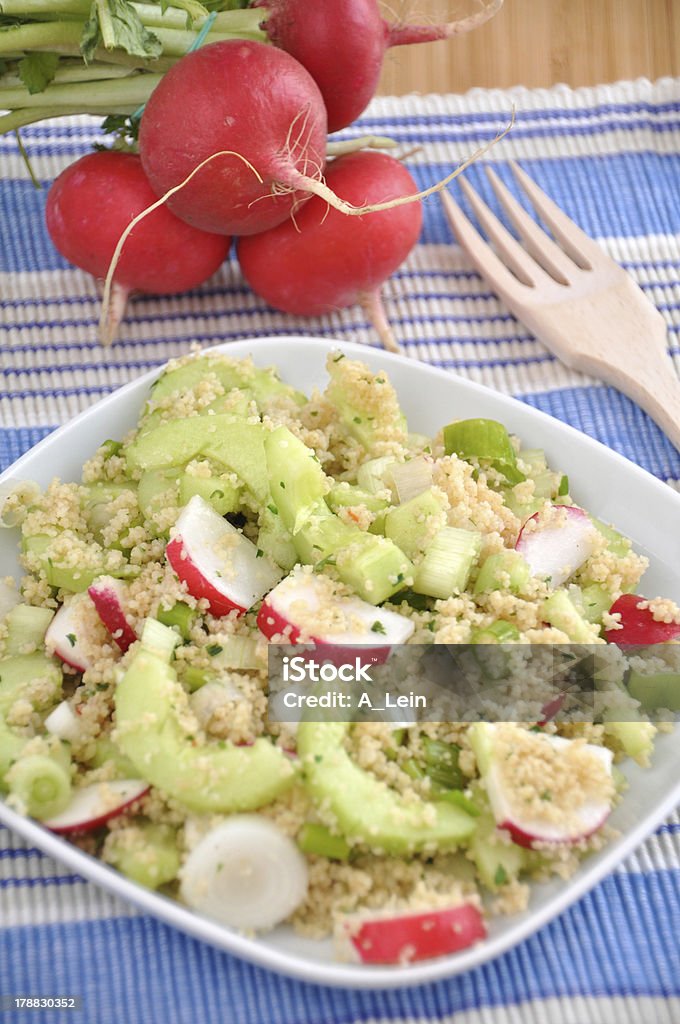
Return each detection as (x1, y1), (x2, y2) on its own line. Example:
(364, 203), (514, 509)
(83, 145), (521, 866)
(1, 337), (679, 989)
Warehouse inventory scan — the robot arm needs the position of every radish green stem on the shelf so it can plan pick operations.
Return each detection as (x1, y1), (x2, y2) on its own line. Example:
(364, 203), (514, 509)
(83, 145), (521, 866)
(13, 129), (41, 190)
(0, 62), (139, 86)
(0, 105), (135, 133)
(0, 73), (163, 108)
(100, 149), (264, 346)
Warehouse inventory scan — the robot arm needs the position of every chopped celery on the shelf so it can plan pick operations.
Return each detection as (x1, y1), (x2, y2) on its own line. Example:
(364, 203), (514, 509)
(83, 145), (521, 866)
(327, 483), (389, 516)
(297, 823), (351, 861)
(473, 551), (530, 595)
(413, 527), (482, 599)
(421, 738), (464, 791)
(443, 419), (524, 484)
(590, 516), (631, 557)
(106, 823), (180, 889)
(178, 472), (241, 516)
(384, 488), (447, 560)
(334, 533), (414, 605)
(263, 426), (328, 534)
(156, 602), (195, 641)
(471, 620), (520, 644)
(542, 590), (598, 642)
(4, 604), (54, 655)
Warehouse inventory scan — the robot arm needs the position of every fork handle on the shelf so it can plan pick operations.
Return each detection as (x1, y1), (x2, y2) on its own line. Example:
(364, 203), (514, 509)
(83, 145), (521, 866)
(585, 341), (680, 456)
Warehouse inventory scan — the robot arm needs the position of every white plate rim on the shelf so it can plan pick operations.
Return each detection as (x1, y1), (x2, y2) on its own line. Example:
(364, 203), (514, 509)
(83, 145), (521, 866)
(1, 334), (679, 990)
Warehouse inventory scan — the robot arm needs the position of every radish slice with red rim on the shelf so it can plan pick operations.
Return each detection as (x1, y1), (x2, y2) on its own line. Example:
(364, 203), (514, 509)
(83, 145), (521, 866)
(88, 576), (137, 652)
(336, 902), (486, 964)
(166, 495), (281, 616)
(257, 568), (414, 664)
(604, 594), (680, 645)
(43, 779), (150, 834)
(44, 594), (92, 673)
(516, 505), (597, 588)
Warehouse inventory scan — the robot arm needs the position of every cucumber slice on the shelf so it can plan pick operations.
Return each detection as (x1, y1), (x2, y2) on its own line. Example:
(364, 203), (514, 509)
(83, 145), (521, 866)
(178, 472), (241, 516)
(105, 823), (180, 889)
(4, 604), (54, 655)
(474, 551), (530, 595)
(137, 468), (181, 536)
(21, 535), (139, 592)
(542, 590), (598, 642)
(298, 721), (476, 854)
(0, 653), (62, 716)
(149, 356), (305, 408)
(264, 426), (328, 534)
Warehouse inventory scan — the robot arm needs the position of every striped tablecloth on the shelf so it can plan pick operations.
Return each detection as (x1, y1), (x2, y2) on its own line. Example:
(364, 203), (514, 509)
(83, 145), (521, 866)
(1, 76), (680, 1024)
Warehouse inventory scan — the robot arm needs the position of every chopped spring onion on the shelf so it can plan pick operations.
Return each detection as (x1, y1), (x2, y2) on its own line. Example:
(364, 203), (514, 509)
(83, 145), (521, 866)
(471, 620), (520, 644)
(413, 527), (482, 599)
(443, 419), (524, 485)
(390, 456), (433, 504)
(421, 738), (464, 791)
(6, 753), (71, 820)
(356, 456), (396, 496)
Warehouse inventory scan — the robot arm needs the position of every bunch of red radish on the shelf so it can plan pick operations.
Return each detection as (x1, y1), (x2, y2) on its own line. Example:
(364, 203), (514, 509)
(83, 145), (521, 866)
(45, 0), (502, 349)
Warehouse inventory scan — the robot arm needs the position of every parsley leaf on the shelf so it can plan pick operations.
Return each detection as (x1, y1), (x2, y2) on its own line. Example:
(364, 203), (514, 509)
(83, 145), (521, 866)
(81, 0), (163, 64)
(494, 865), (508, 886)
(371, 620), (386, 634)
(207, 643), (223, 656)
(66, 633), (77, 647)
(18, 53), (59, 95)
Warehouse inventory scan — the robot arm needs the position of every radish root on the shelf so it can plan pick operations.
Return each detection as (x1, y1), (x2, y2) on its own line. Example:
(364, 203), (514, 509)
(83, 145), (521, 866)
(386, 0), (503, 46)
(99, 150), (263, 345)
(289, 109), (514, 217)
(326, 136), (399, 158)
(359, 288), (399, 353)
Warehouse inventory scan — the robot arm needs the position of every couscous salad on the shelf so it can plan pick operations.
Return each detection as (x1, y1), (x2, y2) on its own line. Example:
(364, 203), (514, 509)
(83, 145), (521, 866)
(1, 350), (678, 966)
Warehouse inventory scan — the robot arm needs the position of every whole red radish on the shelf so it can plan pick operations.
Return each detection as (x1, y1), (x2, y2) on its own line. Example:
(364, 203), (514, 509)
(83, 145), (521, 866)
(46, 151), (230, 344)
(256, 0), (503, 132)
(139, 40), (328, 236)
(236, 151), (422, 351)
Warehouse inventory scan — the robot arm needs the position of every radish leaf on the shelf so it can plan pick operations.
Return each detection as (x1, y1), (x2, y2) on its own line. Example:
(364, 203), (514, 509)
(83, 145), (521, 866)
(81, 0), (162, 63)
(18, 52), (59, 94)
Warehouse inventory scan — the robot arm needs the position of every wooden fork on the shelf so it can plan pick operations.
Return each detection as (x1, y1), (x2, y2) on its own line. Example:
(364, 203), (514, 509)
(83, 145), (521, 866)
(440, 161), (680, 453)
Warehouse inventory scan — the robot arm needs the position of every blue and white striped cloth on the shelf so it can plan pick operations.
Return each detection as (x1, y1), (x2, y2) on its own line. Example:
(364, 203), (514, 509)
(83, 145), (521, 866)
(1, 77), (680, 1024)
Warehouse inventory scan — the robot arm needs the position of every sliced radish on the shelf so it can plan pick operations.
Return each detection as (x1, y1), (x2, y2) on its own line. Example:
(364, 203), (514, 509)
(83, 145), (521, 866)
(44, 593), (92, 673)
(475, 723), (613, 848)
(604, 594), (680, 645)
(180, 816), (308, 930)
(257, 568), (414, 664)
(44, 700), (81, 744)
(516, 506), (597, 588)
(167, 495), (281, 616)
(88, 576), (138, 653)
(43, 779), (150, 834)
(336, 903), (486, 964)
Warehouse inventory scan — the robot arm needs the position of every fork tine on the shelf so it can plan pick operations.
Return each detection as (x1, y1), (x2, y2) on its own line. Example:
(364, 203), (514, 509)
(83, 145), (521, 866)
(484, 167), (577, 285)
(440, 191), (527, 301)
(509, 161), (605, 270)
(458, 177), (555, 290)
